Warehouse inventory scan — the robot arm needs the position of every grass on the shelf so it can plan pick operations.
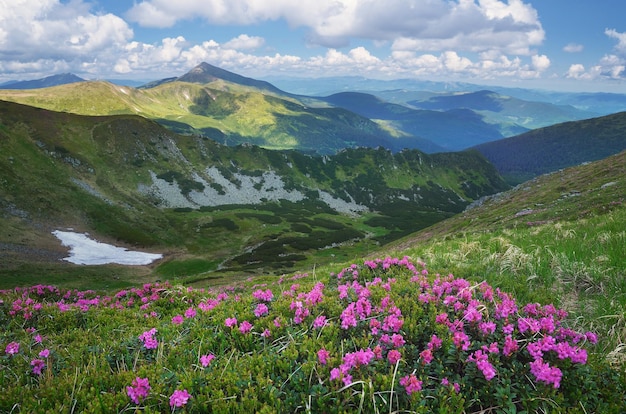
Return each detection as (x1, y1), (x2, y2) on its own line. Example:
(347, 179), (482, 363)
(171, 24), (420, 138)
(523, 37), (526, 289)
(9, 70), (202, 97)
(1, 257), (624, 412)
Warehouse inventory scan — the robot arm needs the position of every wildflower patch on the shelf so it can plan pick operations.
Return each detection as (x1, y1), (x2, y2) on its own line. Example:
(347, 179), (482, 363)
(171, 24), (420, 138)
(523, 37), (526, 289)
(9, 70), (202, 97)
(0, 257), (623, 412)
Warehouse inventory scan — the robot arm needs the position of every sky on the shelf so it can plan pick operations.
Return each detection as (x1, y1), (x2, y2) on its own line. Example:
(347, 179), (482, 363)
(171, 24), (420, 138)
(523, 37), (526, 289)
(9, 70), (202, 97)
(1, 0), (626, 92)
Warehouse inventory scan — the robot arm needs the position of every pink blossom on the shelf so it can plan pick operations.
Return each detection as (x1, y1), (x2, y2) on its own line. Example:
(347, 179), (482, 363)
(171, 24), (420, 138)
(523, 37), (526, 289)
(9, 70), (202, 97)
(254, 303), (269, 318)
(468, 350), (497, 381)
(171, 315), (184, 325)
(127, 377), (151, 404)
(261, 329), (271, 338)
(387, 349), (401, 364)
(39, 349), (50, 358)
(313, 315), (327, 329)
(290, 301), (310, 324)
(479, 321), (496, 336)
(169, 389), (191, 408)
(399, 374), (422, 395)
(184, 307), (197, 319)
(238, 320), (253, 334)
(428, 334), (443, 350)
(225, 317), (238, 328)
(5, 341), (19, 355)
(252, 289), (274, 302)
(30, 359), (45, 375)
(452, 331), (471, 351)
(391, 333), (405, 348)
(530, 358), (562, 388)
(318, 348), (330, 365)
(420, 348), (434, 365)
(200, 354), (215, 367)
(340, 304), (357, 329)
(503, 335), (518, 356)
(139, 329), (158, 350)
(585, 331), (598, 344)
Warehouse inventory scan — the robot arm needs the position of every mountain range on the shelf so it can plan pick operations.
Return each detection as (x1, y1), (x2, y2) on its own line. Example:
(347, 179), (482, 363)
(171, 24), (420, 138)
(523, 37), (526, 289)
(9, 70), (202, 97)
(0, 98), (508, 280)
(2, 62), (626, 282)
(0, 62), (610, 152)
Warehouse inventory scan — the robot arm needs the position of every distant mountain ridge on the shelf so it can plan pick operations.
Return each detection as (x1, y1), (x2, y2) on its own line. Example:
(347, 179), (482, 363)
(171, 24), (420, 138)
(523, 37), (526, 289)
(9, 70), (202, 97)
(473, 111), (626, 184)
(0, 73), (84, 89)
(0, 62), (620, 156)
(0, 64), (442, 154)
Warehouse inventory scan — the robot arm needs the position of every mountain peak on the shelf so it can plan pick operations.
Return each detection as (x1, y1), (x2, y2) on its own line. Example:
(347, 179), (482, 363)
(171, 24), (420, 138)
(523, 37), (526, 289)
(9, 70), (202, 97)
(1, 73), (84, 90)
(176, 62), (286, 95)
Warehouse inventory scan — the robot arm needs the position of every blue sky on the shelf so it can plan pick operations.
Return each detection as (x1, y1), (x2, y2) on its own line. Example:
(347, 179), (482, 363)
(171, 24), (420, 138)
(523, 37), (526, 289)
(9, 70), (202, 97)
(1, 0), (626, 92)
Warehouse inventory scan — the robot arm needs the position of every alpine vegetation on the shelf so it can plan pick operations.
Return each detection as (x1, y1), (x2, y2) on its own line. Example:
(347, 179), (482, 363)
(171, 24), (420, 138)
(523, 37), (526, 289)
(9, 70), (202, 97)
(1, 257), (622, 412)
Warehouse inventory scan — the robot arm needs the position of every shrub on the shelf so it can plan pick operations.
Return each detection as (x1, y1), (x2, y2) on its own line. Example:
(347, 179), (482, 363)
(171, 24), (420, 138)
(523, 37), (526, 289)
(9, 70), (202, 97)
(1, 258), (624, 412)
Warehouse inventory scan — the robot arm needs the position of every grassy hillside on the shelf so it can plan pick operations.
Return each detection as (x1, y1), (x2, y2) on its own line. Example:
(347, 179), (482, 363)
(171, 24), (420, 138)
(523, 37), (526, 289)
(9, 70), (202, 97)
(1, 152), (624, 412)
(387, 150), (626, 356)
(0, 100), (508, 288)
(0, 79), (432, 155)
(474, 111), (626, 184)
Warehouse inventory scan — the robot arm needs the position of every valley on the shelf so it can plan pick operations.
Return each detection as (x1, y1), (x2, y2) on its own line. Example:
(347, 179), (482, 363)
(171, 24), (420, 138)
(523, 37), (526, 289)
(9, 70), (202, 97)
(1, 65), (626, 412)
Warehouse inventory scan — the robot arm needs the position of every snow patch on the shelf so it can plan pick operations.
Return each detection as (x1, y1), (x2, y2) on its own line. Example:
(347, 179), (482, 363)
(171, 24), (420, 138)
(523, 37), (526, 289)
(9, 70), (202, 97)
(52, 230), (162, 265)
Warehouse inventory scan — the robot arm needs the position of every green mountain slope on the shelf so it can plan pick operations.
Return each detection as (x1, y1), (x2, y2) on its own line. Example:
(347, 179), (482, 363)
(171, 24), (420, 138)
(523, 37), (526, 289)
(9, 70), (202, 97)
(322, 91), (511, 150)
(384, 150), (626, 359)
(473, 111), (626, 184)
(0, 100), (508, 286)
(0, 64), (435, 155)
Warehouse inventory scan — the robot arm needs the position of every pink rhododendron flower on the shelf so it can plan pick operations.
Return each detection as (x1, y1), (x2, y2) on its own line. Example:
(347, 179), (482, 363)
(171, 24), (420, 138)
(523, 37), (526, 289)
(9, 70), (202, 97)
(31, 359), (45, 375)
(252, 289), (274, 302)
(530, 358), (562, 388)
(39, 349), (50, 358)
(261, 328), (271, 338)
(318, 348), (330, 365)
(420, 348), (434, 365)
(184, 307), (197, 319)
(139, 328), (158, 349)
(200, 353), (215, 367)
(313, 315), (327, 329)
(239, 320), (253, 334)
(225, 317), (237, 328)
(169, 389), (191, 408)
(387, 349), (401, 364)
(127, 377), (151, 404)
(391, 333), (405, 348)
(468, 349), (497, 381)
(503, 335), (518, 356)
(254, 303), (269, 317)
(399, 374), (422, 395)
(5, 341), (19, 355)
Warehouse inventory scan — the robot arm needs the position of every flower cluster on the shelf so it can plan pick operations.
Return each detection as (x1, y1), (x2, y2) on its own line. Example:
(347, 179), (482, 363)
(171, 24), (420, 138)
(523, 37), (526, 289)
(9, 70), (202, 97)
(127, 377), (151, 404)
(169, 389), (191, 408)
(0, 257), (612, 413)
(138, 328), (158, 349)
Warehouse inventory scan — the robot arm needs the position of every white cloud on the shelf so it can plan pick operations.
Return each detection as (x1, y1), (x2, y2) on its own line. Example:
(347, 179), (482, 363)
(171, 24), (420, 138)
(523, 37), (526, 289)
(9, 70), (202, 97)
(563, 30), (626, 82)
(606, 28), (626, 52)
(0, 0), (132, 77)
(223, 35), (265, 51)
(563, 43), (584, 53)
(531, 54), (550, 72)
(126, 0), (544, 55)
(0, 1), (132, 58)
